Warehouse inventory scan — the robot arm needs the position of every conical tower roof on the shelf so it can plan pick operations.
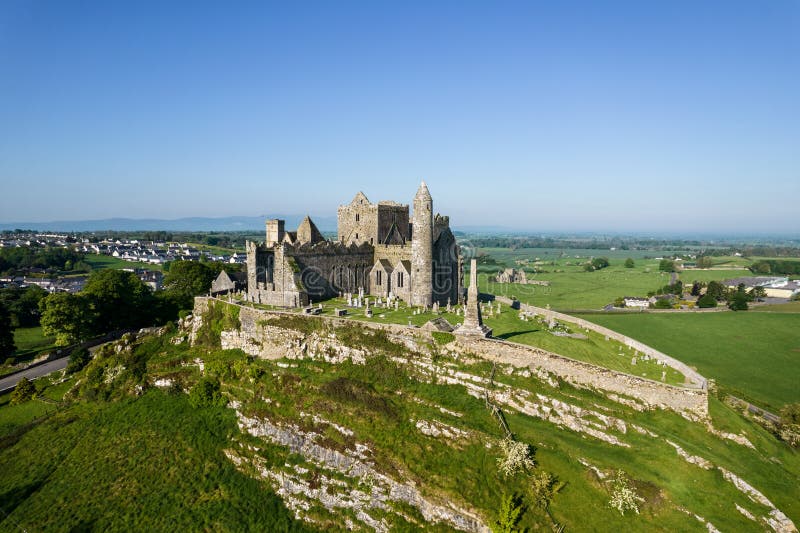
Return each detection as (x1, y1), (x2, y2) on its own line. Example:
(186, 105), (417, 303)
(415, 181), (431, 200)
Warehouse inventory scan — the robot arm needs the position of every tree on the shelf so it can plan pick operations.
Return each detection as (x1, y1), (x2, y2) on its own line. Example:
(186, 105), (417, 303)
(697, 294), (718, 308)
(82, 269), (155, 332)
(696, 256), (714, 269)
(728, 284), (749, 311)
(690, 282), (703, 297)
(162, 261), (217, 309)
(0, 301), (16, 359)
(10, 376), (36, 404)
(750, 286), (767, 302)
(624, 258), (635, 268)
(39, 292), (93, 346)
(705, 280), (726, 301)
(659, 259), (676, 272)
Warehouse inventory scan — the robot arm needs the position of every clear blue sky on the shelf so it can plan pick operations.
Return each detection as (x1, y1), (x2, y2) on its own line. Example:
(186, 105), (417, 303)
(1, 1), (798, 233)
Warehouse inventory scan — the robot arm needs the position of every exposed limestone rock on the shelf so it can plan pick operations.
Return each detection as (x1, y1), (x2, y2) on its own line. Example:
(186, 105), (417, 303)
(666, 440), (713, 469)
(234, 411), (489, 532)
(719, 467), (797, 532)
(414, 419), (470, 440)
(736, 503), (756, 521)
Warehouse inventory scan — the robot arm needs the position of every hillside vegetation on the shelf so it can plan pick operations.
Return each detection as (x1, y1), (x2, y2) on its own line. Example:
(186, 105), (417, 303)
(2, 313), (798, 532)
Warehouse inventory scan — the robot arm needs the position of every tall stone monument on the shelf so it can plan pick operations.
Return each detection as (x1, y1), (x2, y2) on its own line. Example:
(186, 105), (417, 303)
(454, 258), (492, 338)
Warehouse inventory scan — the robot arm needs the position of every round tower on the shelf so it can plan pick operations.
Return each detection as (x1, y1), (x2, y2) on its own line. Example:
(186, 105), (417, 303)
(411, 181), (433, 307)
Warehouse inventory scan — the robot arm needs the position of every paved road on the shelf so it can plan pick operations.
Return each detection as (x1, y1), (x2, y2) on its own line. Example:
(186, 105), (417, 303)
(0, 357), (69, 394)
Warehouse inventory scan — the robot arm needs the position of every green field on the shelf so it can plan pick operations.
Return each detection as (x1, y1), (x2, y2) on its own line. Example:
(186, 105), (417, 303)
(753, 301), (800, 313)
(1, 327), (57, 377)
(473, 249), (746, 311)
(84, 254), (163, 271)
(575, 312), (800, 410)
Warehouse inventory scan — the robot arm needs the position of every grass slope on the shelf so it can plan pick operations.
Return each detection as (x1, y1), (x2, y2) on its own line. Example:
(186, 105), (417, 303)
(0, 389), (308, 532)
(2, 319), (799, 532)
(575, 312), (800, 410)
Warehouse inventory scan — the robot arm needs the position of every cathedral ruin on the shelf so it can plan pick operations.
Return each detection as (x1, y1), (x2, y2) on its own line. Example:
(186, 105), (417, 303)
(245, 183), (463, 307)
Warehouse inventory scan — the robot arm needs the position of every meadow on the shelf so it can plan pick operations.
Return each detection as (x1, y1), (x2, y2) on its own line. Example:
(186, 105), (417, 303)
(84, 254), (163, 271)
(575, 312), (800, 410)
(474, 248), (746, 311)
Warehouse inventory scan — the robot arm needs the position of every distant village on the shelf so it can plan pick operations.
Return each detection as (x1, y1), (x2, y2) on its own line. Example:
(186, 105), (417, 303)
(0, 232), (245, 294)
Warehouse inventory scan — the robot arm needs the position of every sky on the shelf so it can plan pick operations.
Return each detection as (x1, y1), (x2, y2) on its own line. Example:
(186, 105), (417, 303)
(0, 1), (798, 234)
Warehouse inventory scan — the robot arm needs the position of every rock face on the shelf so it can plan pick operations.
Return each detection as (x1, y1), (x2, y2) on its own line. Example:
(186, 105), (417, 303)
(232, 411), (489, 533)
(191, 297), (708, 419)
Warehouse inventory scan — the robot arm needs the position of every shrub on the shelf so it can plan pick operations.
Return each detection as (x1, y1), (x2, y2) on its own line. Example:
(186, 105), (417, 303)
(496, 437), (536, 477)
(608, 470), (643, 515)
(188, 377), (227, 408)
(431, 331), (455, 345)
(491, 493), (525, 533)
(696, 294), (717, 308)
(66, 347), (91, 374)
(10, 376), (36, 404)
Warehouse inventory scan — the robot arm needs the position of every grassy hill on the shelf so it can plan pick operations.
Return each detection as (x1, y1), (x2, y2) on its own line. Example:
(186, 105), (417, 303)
(2, 318), (798, 532)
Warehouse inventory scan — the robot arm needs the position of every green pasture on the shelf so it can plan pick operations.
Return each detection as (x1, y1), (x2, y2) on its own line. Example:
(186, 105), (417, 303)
(84, 254), (163, 271)
(575, 312), (800, 410)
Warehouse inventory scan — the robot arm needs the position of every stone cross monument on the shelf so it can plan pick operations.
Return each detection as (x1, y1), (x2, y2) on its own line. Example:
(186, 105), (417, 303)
(454, 258), (492, 338)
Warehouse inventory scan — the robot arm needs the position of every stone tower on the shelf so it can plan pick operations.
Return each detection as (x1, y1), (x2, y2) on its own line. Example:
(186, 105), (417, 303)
(411, 181), (433, 307)
(266, 219), (285, 247)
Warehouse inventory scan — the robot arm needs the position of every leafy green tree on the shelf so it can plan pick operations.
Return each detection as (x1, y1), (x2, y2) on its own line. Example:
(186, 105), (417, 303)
(10, 376), (36, 404)
(659, 259), (676, 272)
(697, 294), (718, 308)
(162, 261), (218, 309)
(0, 301), (16, 359)
(0, 286), (47, 327)
(728, 284), (749, 311)
(705, 280), (726, 301)
(624, 258), (635, 268)
(39, 292), (93, 346)
(82, 269), (155, 332)
(188, 377), (227, 408)
(492, 493), (525, 533)
(750, 286), (767, 301)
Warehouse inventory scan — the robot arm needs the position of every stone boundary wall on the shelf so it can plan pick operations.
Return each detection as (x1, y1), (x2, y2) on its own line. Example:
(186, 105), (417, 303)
(194, 297), (708, 418)
(454, 336), (708, 417)
(494, 296), (707, 390)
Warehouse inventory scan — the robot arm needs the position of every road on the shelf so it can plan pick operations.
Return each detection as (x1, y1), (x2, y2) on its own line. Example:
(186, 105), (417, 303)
(0, 357), (69, 394)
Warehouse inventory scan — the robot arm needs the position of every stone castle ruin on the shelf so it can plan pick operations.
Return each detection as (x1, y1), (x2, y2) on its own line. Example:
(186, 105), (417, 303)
(246, 183), (463, 307)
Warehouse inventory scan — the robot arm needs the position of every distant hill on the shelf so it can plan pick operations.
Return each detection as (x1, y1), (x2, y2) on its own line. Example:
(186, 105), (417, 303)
(0, 215), (338, 233)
